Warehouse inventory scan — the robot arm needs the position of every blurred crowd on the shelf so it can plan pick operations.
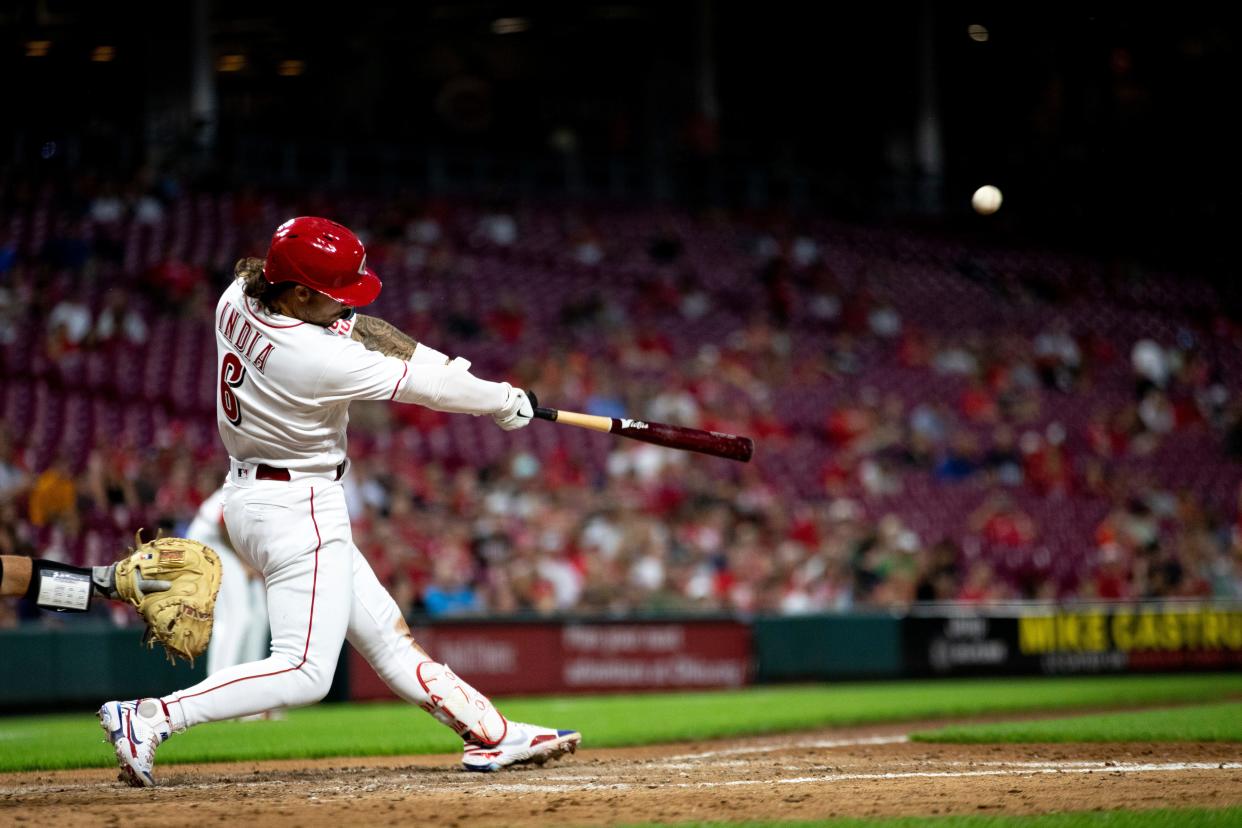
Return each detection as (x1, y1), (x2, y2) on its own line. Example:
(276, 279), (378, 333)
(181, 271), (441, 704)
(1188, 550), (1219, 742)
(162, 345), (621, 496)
(2, 170), (1242, 627)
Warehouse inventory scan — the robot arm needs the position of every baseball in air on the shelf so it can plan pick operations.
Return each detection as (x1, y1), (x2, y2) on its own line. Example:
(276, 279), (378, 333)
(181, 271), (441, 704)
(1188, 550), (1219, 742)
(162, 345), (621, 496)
(971, 185), (1003, 215)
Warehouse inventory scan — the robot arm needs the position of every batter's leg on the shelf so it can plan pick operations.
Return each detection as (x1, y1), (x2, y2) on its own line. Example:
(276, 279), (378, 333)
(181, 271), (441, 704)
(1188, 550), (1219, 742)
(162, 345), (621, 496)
(99, 486), (353, 788)
(344, 544), (580, 770)
(343, 543), (505, 741)
(163, 485), (352, 729)
(164, 543), (348, 727)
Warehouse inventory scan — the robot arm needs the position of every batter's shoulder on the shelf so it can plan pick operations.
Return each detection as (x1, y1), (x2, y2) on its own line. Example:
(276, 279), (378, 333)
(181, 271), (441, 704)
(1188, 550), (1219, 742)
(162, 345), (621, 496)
(222, 277), (246, 301)
(305, 325), (376, 366)
(215, 280), (243, 325)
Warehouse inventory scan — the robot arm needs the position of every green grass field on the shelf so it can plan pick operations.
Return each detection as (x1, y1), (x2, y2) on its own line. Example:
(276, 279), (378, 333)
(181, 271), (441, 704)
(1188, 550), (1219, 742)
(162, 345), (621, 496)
(912, 700), (1242, 744)
(622, 809), (1242, 828)
(1, 673), (1241, 772)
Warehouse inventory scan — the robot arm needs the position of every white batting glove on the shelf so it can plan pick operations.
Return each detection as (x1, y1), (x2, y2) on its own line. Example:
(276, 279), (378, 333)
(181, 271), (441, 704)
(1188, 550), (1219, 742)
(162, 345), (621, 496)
(493, 384), (534, 431)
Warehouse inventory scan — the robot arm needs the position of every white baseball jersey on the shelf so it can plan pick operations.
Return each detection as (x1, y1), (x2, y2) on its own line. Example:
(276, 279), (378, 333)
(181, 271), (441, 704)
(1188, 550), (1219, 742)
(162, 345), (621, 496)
(214, 278), (509, 473)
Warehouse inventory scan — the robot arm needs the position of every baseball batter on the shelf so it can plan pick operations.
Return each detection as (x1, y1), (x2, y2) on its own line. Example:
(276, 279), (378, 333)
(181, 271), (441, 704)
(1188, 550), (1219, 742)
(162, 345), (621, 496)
(99, 216), (580, 787)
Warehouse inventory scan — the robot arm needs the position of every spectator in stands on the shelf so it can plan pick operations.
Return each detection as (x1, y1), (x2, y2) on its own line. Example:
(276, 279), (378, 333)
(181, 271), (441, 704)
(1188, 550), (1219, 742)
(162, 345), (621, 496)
(1131, 338), (1171, 395)
(88, 182), (126, 224)
(93, 292), (149, 347)
(5, 181), (1242, 620)
(1023, 423), (1074, 497)
(46, 293), (92, 358)
(647, 375), (701, 427)
(933, 430), (981, 483)
(1137, 389), (1176, 436)
(867, 302), (902, 339)
(956, 560), (1007, 603)
(1144, 546), (1188, 597)
(804, 265), (843, 325)
(569, 221), (604, 266)
(909, 401), (952, 453)
(1084, 542), (1133, 599)
(983, 425), (1024, 487)
(826, 401), (873, 450)
(960, 377), (999, 424)
(28, 454), (77, 528)
(1033, 319), (1082, 391)
(914, 540), (963, 602)
(677, 272), (712, 321)
(484, 294), (527, 345)
(129, 185), (165, 225)
(584, 369), (628, 420)
(153, 458), (198, 533)
(477, 207), (517, 247)
(145, 258), (203, 305)
(970, 493), (1037, 550)
(423, 557), (482, 617)
(0, 431), (28, 503)
(1098, 496), (1159, 555)
(824, 333), (862, 376)
(82, 448), (139, 516)
(932, 338), (978, 377)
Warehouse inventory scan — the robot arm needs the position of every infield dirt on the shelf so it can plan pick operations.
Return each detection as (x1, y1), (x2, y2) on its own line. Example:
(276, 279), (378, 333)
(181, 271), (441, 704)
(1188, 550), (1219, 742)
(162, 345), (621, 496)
(3, 720), (1241, 826)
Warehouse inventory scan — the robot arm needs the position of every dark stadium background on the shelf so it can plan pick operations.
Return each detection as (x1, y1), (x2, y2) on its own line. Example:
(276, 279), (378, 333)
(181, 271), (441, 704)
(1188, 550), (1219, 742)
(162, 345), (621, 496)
(6, 1), (1236, 263)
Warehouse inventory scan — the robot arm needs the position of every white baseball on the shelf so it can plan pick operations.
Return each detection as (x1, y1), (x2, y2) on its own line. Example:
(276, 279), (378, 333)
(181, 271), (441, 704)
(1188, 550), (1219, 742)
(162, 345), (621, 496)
(971, 185), (1003, 215)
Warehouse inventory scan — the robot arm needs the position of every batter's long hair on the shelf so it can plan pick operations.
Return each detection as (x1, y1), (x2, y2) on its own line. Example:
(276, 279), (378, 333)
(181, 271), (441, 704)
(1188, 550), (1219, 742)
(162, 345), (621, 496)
(235, 257), (294, 314)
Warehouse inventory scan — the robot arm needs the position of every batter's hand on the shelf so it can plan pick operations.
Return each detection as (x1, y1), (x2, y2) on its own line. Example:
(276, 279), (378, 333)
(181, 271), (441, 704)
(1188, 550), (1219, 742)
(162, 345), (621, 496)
(493, 385), (535, 431)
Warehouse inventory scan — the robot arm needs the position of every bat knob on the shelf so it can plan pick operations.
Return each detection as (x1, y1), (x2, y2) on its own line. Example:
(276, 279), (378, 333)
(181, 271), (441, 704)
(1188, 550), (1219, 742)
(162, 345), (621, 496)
(525, 389), (538, 410)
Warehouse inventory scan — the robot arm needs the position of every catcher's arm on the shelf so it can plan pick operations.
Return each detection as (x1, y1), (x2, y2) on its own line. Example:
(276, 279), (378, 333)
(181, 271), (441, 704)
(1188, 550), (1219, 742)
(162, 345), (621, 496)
(5, 540), (219, 665)
(1, 554), (169, 613)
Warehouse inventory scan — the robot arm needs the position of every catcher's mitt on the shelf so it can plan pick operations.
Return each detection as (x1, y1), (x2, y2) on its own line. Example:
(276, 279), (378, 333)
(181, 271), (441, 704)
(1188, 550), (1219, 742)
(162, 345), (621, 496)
(114, 533), (223, 665)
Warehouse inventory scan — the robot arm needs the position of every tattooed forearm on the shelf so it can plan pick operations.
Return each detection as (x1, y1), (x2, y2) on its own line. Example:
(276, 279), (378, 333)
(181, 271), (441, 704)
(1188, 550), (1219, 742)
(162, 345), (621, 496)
(351, 314), (419, 361)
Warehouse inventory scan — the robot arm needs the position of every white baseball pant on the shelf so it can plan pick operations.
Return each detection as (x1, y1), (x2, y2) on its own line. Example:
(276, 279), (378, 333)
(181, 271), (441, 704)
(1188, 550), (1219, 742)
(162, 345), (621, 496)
(162, 473), (507, 744)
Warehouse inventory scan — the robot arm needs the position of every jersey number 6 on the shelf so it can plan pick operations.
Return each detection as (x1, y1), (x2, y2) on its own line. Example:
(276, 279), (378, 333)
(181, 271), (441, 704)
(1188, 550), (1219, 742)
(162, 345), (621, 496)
(220, 352), (247, 425)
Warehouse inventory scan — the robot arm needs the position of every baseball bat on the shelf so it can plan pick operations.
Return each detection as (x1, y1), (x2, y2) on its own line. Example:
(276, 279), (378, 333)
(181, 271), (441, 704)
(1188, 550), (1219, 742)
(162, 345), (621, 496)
(525, 392), (754, 463)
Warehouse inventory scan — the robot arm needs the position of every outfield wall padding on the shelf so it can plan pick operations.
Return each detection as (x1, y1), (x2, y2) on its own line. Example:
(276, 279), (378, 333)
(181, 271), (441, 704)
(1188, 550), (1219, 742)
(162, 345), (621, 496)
(6, 603), (1236, 710)
(348, 618), (753, 699)
(0, 624), (204, 708)
(752, 615), (903, 681)
(0, 625), (350, 711)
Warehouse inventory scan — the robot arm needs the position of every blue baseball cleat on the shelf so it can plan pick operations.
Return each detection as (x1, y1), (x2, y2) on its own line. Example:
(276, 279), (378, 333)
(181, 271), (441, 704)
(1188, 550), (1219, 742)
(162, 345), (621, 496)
(98, 699), (172, 788)
(462, 721), (581, 772)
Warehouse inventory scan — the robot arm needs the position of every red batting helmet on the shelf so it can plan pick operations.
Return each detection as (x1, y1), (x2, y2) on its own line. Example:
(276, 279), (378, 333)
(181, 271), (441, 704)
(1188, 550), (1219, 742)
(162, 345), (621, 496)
(263, 216), (382, 307)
